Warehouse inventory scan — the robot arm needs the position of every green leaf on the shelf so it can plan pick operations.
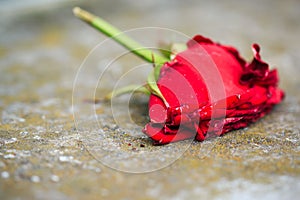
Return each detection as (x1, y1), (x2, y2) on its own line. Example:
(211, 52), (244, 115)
(147, 68), (168, 107)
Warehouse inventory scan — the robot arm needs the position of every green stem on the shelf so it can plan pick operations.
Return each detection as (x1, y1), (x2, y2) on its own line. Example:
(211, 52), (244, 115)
(73, 7), (169, 64)
(104, 84), (151, 101)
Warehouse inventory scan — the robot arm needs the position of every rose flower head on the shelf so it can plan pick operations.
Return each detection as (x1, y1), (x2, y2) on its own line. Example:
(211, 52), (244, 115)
(143, 35), (284, 145)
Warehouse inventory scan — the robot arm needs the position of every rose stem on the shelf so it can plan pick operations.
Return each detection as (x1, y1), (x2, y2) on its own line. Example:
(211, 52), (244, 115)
(73, 7), (167, 103)
(73, 7), (169, 65)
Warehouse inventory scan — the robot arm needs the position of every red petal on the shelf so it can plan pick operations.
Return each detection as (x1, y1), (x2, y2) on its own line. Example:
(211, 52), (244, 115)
(143, 123), (195, 145)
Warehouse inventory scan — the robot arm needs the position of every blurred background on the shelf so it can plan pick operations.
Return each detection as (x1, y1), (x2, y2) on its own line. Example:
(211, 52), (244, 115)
(0, 0), (300, 199)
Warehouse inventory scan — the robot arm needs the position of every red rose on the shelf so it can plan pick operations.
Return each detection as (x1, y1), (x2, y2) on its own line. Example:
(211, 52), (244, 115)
(74, 9), (285, 145)
(143, 35), (284, 145)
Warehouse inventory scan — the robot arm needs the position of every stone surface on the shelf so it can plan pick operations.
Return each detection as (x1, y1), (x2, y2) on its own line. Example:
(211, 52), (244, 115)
(0, 0), (300, 199)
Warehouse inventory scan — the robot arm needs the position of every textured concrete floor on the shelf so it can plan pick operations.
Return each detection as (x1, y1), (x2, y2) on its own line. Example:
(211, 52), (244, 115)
(0, 0), (300, 199)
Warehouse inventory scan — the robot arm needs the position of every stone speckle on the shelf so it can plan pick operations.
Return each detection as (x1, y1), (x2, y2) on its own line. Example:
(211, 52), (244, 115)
(1, 171), (10, 179)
